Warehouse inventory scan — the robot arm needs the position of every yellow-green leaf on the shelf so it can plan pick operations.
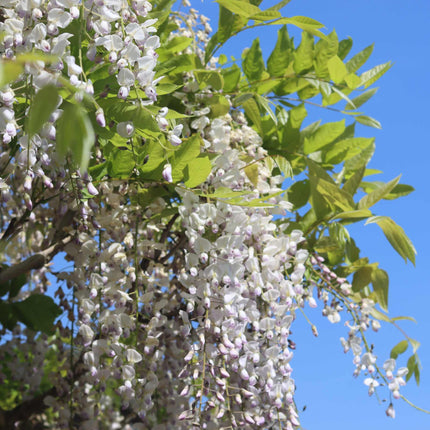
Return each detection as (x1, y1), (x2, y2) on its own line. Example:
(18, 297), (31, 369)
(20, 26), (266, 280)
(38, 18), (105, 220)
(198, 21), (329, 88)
(365, 216), (416, 265)
(184, 156), (212, 188)
(244, 163), (259, 186)
(390, 340), (408, 359)
(358, 175), (400, 209)
(360, 61), (392, 89)
(215, 0), (261, 17)
(0, 60), (23, 88)
(327, 55), (348, 84)
(372, 268), (389, 312)
(303, 120), (345, 154)
(243, 97), (263, 134)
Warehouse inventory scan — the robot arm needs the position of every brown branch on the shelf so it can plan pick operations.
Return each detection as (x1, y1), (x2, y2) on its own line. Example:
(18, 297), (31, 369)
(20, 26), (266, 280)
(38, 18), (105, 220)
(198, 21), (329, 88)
(0, 236), (73, 285)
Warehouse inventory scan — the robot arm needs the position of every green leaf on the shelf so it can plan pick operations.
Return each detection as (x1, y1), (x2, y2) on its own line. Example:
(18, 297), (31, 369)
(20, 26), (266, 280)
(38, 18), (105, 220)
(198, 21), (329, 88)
(365, 216), (416, 265)
(406, 354), (421, 385)
(293, 31), (314, 74)
(0, 60), (23, 88)
(344, 73), (362, 89)
(217, 6), (246, 45)
(157, 53), (197, 75)
(205, 32), (219, 64)
(12, 294), (62, 334)
(352, 264), (377, 292)
(267, 0), (293, 11)
(27, 85), (59, 138)
(155, 83), (183, 96)
(243, 97), (263, 134)
(172, 134), (202, 182)
(282, 16), (324, 28)
(287, 180), (310, 209)
(314, 30), (339, 78)
(267, 25), (292, 77)
(107, 104), (159, 133)
(330, 86), (356, 108)
(303, 120), (345, 154)
(307, 159), (334, 219)
(194, 70), (224, 90)
(358, 175), (400, 209)
(201, 187), (253, 199)
(184, 156), (212, 188)
(8, 273), (27, 299)
(384, 183), (415, 200)
(250, 10), (281, 21)
(369, 308), (390, 323)
(324, 137), (374, 164)
(137, 140), (164, 179)
(56, 104), (95, 172)
(206, 94), (231, 118)
(360, 61), (392, 89)
(108, 148), (135, 178)
(315, 178), (355, 211)
(277, 16), (327, 40)
(338, 37), (353, 60)
(215, 0), (261, 17)
(221, 64), (241, 92)
(218, 54), (228, 65)
(330, 209), (372, 221)
(343, 165), (366, 196)
(271, 155), (292, 177)
(372, 268), (389, 312)
(390, 340), (408, 359)
(391, 316), (417, 323)
(345, 44), (374, 73)
(161, 36), (192, 54)
(344, 140), (375, 175)
(0, 270), (27, 298)
(327, 55), (348, 84)
(255, 94), (277, 124)
(0, 301), (18, 329)
(244, 163), (259, 186)
(243, 38), (265, 82)
(345, 88), (378, 110)
(355, 115), (382, 129)
(410, 339), (420, 354)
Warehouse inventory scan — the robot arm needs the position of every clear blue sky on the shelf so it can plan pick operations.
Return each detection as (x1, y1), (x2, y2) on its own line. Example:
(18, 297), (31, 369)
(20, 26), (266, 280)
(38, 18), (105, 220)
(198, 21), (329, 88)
(189, 0), (430, 428)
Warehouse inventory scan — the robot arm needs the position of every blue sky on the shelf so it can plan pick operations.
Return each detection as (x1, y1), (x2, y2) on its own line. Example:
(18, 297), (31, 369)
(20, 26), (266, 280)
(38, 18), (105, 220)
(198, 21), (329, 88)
(190, 0), (430, 428)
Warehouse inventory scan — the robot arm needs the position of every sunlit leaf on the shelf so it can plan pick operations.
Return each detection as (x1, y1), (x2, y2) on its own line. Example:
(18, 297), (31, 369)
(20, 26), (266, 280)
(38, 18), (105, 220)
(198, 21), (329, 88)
(355, 115), (382, 129)
(345, 43), (374, 73)
(243, 38), (265, 82)
(358, 175), (400, 209)
(303, 120), (345, 154)
(365, 216), (416, 265)
(267, 25), (292, 77)
(215, 0), (261, 17)
(184, 156), (212, 187)
(345, 88), (378, 110)
(360, 61), (392, 88)
(372, 268), (389, 312)
(327, 55), (348, 84)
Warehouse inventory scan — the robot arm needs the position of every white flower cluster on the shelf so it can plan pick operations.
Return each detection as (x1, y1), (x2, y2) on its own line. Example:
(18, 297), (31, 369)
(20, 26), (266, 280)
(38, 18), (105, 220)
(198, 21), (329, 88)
(172, 111), (312, 428)
(0, 0), (161, 207)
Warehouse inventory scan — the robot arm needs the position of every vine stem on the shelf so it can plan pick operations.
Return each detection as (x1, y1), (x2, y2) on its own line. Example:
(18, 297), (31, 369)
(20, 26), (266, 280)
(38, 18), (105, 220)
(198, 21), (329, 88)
(400, 394), (430, 414)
